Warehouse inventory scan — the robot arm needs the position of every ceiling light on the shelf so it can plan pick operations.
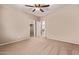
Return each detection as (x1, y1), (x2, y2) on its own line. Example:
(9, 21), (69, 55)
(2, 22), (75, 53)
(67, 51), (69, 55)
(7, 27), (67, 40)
(35, 8), (40, 10)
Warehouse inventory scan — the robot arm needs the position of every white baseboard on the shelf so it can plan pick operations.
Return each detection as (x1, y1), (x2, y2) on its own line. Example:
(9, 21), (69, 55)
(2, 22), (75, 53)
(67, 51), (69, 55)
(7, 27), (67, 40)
(0, 37), (30, 46)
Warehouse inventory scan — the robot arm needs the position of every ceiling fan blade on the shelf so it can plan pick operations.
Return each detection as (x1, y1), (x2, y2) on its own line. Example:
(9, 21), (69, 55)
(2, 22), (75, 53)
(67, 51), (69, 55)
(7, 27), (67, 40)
(41, 5), (50, 7)
(35, 4), (37, 7)
(25, 5), (34, 7)
(38, 4), (40, 7)
(32, 9), (36, 12)
(40, 9), (44, 12)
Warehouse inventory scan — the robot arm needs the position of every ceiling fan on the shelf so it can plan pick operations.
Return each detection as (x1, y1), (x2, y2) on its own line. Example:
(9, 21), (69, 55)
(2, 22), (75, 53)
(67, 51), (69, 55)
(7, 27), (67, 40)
(25, 4), (50, 12)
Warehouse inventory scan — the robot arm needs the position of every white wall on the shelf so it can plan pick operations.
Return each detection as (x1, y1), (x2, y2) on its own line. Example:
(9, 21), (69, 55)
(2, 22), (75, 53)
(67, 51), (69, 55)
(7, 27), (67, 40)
(46, 5), (79, 44)
(0, 5), (35, 44)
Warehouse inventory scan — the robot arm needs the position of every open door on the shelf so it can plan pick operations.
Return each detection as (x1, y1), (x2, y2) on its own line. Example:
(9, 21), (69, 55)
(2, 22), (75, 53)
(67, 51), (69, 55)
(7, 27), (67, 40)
(30, 24), (34, 37)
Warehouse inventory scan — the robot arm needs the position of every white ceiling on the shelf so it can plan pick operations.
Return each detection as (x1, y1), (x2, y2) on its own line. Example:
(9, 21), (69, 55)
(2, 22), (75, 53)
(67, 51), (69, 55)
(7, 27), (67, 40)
(8, 4), (65, 17)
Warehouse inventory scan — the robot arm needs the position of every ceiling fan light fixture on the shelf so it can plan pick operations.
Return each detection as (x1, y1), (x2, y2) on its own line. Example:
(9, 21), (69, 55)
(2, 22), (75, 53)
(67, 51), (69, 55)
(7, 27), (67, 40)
(25, 4), (50, 12)
(35, 7), (40, 10)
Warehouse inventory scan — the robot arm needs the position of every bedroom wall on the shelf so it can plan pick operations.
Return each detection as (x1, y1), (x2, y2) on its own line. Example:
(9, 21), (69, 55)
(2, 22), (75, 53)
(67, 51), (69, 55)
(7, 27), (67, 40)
(0, 5), (35, 44)
(46, 5), (79, 44)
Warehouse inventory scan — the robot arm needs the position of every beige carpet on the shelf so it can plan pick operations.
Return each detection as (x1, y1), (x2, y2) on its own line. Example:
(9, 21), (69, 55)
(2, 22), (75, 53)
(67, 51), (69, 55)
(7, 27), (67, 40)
(0, 37), (79, 55)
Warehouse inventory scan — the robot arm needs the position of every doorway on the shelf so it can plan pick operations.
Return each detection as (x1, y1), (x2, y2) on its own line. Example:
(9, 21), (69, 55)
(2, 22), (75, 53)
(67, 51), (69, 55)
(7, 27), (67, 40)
(35, 20), (46, 37)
